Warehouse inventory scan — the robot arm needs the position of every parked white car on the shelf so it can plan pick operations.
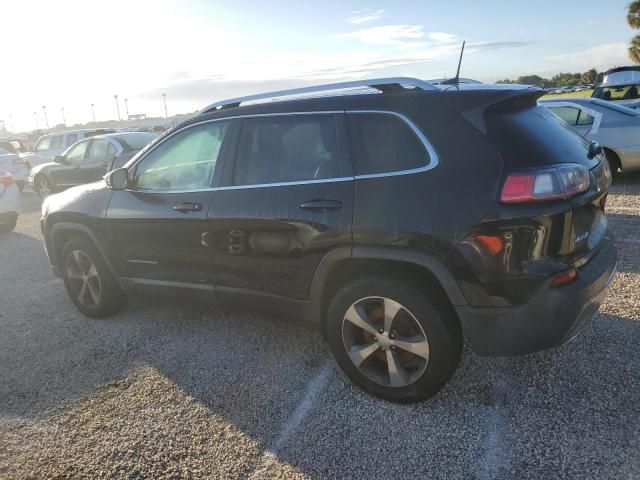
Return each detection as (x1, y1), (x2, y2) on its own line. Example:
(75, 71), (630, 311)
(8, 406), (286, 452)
(0, 172), (19, 233)
(23, 129), (115, 169)
(0, 144), (29, 191)
(541, 97), (640, 173)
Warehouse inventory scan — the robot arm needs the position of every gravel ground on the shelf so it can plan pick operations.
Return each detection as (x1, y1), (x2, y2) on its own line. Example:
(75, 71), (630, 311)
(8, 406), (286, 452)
(0, 176), (639, 479)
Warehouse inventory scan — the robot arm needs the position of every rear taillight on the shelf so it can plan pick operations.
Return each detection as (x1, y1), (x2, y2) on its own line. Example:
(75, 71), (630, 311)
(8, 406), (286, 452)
(501, 164), (590, 204)
(0, 173), (14, 186)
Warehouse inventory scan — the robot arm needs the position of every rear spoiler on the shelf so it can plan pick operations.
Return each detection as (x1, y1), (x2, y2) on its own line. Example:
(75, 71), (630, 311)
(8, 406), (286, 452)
(441, 86), (545, 134)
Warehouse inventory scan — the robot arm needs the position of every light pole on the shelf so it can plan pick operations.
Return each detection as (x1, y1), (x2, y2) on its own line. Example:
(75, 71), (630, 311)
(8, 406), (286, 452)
(61, 107), (66, 125)
(124, 98), (129, 120)
(42, 105), (49, 129)
(114, 94), (121, 121)
(90, 103), (96, 122)
(33, 111), (39, 129)
(162, 93), (168, 118)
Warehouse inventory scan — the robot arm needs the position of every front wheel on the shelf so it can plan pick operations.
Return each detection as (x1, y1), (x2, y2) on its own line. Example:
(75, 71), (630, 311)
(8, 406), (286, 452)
(326, 277), (462, 403)
(35, 176), (53, 199)
(61, 238), (126, 318)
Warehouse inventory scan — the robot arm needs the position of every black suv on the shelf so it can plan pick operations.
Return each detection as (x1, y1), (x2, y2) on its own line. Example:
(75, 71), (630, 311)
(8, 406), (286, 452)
(41, 78), (617, 402)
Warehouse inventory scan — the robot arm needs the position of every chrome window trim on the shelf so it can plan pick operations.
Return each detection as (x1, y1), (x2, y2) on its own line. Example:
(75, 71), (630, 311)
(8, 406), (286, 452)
(123, 109), (438, 194)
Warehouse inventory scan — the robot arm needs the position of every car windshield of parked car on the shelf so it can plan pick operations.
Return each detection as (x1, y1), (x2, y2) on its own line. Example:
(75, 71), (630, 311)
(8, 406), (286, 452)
(118, 133), (158, 151)
(35, 137), (51, 151)
(133, 122), (229, 190)
(593, 84), (640, 100)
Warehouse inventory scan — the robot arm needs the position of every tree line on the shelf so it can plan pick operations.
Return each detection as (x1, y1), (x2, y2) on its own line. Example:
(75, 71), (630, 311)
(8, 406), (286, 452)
(496, 69), (603, 88)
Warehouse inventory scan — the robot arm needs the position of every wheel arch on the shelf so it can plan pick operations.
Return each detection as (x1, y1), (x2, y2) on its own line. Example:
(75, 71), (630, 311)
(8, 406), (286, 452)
(49, 222), (123, 288)
(308, 246), (467, 338)
(602, 146), (622, 171)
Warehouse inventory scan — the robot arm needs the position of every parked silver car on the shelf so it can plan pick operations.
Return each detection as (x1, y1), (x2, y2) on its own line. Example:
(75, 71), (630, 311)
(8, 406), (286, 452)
(541, 98), (640, 174)
(24, 129), (115, 169)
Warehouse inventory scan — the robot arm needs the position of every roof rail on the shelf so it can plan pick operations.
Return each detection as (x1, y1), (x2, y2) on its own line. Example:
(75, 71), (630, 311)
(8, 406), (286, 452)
(199, 77), (436, 114)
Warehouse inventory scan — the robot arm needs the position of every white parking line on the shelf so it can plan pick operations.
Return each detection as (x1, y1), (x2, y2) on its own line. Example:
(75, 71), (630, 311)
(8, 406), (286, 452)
(247, 359), (333, 478)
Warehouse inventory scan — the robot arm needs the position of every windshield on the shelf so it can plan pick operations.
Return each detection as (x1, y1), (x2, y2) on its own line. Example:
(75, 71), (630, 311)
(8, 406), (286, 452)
(117, 132), (158, 150)
(593, 84), (640, 101)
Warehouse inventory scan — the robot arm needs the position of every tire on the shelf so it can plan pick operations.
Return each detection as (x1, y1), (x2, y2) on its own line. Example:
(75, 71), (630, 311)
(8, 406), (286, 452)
(604, 149), (621, 177)
(0, 216), (17, 233)
(61, 237), (126, 318)
(35, 175), (53, 199)
(326, 276), (462, 403)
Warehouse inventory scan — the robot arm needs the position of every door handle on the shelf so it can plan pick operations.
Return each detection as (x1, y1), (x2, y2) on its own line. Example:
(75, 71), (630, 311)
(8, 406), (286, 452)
(299, 199), (343, 211)
(173, 202), (203, 213)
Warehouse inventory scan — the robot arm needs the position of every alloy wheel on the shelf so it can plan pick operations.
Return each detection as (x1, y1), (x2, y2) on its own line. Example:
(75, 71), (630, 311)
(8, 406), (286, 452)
(37, 178), (50, 198)
(66, 250), (102, 308)
(341, 296), (430, 388)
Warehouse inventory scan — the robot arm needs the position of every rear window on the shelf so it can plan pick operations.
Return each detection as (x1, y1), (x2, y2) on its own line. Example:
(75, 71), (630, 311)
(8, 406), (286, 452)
(486, 104), (597, 169)
(65, 134), (78, 147)
(347, 113), (429, 176)
(118, 133), (158, 150)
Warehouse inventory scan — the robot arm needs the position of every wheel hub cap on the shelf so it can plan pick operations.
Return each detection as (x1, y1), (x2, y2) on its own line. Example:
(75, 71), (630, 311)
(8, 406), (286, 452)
(341, 296), (430, 388)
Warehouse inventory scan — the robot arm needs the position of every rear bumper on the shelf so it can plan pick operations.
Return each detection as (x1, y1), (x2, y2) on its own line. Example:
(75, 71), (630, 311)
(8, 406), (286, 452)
(456, 237), (617, 356)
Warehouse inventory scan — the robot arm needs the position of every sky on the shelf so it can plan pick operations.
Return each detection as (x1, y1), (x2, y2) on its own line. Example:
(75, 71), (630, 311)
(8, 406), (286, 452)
(0, 0), (636, 132)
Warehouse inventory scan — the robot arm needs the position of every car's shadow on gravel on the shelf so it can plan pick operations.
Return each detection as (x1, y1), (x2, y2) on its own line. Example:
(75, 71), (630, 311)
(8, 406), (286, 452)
(3, 287), (638, 479)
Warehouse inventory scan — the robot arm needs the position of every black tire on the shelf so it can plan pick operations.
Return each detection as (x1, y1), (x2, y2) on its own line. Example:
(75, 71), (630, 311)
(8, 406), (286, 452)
(326, 276), (462, 403)
(0, 216), (17, 233)
(61, 237), (126, 318)
(35, 175), (53, 199)
(604, 149), (621, 177)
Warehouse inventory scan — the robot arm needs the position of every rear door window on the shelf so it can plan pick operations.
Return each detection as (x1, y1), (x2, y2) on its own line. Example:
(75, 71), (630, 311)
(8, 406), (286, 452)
(232, 114), (350, 185)
(347, 112), (430, 176)
(65, 133), (78, 147)
(50, 135), (65, 149)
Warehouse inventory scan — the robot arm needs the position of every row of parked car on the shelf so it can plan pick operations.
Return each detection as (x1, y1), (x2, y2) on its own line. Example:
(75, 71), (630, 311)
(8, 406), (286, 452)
(0, 128), (159, 232)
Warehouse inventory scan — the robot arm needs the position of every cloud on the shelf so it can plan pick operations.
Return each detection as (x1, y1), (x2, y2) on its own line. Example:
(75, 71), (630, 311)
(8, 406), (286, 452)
(346, 8), (386, 25)
(428, 32), (458, 43)
(544, 43), (629, 71)
(333, 25), (425, 46)
(467, 41), (531, 51)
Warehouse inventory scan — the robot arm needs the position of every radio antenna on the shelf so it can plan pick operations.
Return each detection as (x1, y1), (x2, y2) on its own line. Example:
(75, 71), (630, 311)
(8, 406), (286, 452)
(440, 41), (466, 86)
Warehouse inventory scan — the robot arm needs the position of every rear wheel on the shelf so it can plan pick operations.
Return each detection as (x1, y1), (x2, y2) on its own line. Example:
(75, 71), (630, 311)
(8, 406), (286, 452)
(36, 175), (53, 199)
(604, 148), (621, 177)
(61, 238), (126, 318)
(326, 276), (462, 403)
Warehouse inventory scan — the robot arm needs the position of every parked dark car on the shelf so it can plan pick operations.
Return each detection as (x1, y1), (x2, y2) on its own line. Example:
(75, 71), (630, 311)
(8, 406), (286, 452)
(40, 78), (617, 402)
(30, 132), (158, 198)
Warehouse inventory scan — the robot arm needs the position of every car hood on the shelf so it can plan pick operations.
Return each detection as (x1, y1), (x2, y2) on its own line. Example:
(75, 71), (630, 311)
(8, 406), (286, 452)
(42, 181), (113, 221)
(30, 161), (58, 176)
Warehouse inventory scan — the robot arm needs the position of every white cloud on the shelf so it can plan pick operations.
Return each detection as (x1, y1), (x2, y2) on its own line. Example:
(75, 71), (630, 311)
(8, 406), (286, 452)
(346, 8), (386, 25)
(544, 43), (629, 71)
(428, 32), (458, 43)
(333, 25), (425, 46)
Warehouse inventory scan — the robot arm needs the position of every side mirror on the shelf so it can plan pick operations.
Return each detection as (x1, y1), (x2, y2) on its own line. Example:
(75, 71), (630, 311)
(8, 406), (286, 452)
(105, 167), (129, 190)
(53, 155), (65, 164)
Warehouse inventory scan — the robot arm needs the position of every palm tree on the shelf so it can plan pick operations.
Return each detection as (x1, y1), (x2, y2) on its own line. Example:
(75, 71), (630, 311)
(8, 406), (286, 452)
(629, 0), (640, 28)
(630, 35), (640, 63)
